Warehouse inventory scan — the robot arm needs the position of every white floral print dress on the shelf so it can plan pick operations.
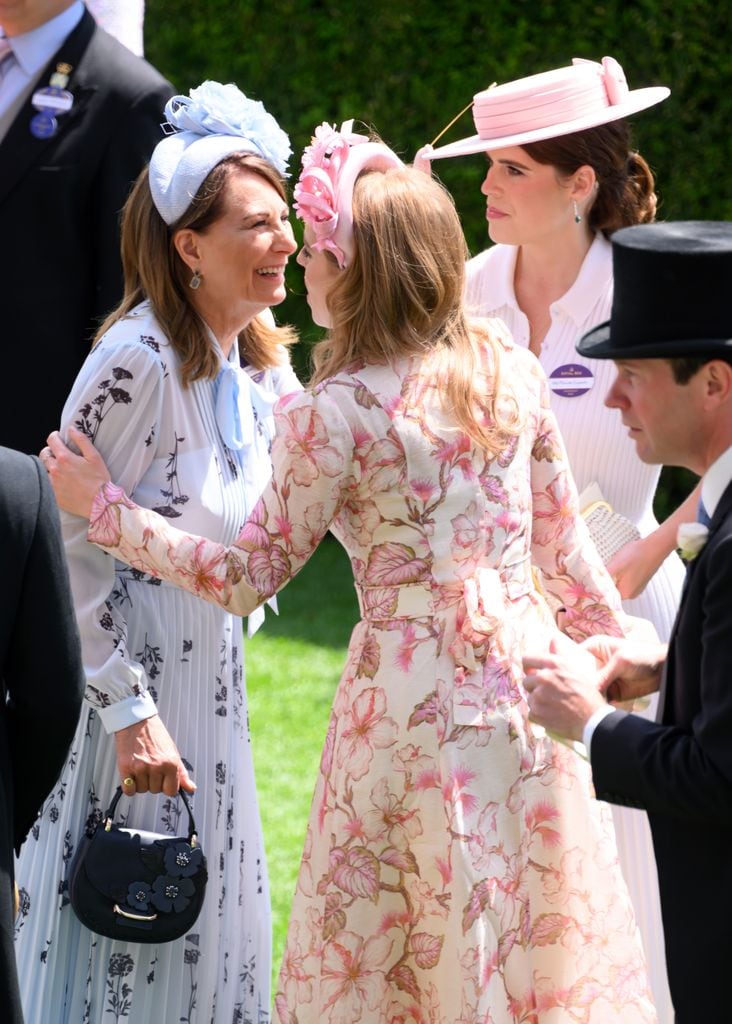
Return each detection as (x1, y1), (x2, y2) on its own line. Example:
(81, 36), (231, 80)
(14, 301), (300, 1024)
(79, 327), (656, 1023)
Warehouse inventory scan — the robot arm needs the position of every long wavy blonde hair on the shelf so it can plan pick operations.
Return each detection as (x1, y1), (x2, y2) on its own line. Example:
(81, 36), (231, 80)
(95, 153), (296, 383)
(310, 165), (520, 456)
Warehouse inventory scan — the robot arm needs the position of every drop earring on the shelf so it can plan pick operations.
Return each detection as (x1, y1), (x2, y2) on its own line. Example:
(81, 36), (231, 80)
(189, 269), (202, 290)
(573, 200), (582, 224)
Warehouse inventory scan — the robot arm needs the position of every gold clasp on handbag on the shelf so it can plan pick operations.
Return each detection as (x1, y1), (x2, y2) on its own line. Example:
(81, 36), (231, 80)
(113, 904), (158, 922)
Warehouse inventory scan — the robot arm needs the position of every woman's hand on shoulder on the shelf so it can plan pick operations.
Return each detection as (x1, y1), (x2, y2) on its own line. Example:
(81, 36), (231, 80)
(42, 426), (112, 519)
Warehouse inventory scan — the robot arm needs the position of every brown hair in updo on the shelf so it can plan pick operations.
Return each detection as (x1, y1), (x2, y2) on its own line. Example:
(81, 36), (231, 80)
(522, 119), (657, 236)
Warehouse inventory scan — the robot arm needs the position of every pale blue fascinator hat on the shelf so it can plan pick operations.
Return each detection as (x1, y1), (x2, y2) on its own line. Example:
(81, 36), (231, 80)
(149, 80), (292, 226)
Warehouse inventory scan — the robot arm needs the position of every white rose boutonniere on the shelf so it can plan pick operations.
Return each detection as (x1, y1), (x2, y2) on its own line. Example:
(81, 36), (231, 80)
(676, 521), (710, 561)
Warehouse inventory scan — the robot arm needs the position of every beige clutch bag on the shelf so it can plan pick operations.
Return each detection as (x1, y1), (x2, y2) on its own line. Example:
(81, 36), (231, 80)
(579, 482), (641, 565)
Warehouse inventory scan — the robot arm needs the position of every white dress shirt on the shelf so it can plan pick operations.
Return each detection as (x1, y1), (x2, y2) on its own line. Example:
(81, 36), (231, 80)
(701, 444), (732, 517)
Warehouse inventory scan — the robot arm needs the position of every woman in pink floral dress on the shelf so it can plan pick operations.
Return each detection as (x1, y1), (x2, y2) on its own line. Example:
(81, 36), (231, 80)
(45, 124), (656, 1022)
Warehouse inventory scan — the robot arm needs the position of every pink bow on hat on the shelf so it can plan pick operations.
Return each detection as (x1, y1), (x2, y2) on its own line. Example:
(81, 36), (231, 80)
(601, 55), (629, 105)
(574, 55), (629, 106)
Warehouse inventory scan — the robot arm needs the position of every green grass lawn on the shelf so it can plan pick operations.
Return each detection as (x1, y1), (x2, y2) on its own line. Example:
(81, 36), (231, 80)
(246, 536), (358, 989)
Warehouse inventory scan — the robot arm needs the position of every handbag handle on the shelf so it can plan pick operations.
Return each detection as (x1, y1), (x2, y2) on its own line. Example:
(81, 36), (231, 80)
(103, 787), (199, 847)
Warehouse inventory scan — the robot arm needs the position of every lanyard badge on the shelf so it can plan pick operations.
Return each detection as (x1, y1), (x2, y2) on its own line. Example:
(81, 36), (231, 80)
(548, 363), (595, 398)
(30, 62), (74, 139)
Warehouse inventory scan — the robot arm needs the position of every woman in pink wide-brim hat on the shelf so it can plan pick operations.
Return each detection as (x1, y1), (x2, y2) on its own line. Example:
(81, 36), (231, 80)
(421, 56), (684, 1022)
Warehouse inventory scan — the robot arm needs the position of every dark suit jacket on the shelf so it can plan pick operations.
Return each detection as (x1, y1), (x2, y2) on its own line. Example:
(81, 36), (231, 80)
(591, 479), (732, 1022)
(0, 7), (173, 455)
(0, 447), (84, 1024)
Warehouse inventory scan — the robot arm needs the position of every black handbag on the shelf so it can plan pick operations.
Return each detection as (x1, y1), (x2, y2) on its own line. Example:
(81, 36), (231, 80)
(68, 786), (207, 943)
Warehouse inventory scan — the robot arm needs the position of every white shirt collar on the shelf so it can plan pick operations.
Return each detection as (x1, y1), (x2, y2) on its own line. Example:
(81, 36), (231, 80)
(475, 233), (613, 328)
(701, 445), (732, 518)
(552, 233), (613, 326)
(482, 243), (518, 311)
(5, 1), (84, 79)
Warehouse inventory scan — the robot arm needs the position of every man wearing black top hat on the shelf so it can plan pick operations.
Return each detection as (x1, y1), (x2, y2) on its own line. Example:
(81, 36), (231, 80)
(523, 220), (732, 1022)
(0, 0), (173, 455)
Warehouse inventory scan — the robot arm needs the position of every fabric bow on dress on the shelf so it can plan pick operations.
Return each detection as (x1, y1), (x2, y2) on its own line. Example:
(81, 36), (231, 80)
(214, 360), (278, 454)
(450, 561), (535, 727)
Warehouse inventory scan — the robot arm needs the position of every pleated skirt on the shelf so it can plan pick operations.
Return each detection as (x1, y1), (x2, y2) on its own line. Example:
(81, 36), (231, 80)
(15, 581), (271, 1024)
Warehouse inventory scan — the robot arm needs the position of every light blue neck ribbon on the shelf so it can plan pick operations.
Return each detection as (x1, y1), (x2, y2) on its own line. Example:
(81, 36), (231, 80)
(213, 344), (280, 638)
(214, 353), (278, 458)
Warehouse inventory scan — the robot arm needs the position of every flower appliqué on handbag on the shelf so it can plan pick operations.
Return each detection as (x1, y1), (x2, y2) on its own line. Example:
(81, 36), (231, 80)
(127, 840), (204, 916)
(676, 521), (709, 561)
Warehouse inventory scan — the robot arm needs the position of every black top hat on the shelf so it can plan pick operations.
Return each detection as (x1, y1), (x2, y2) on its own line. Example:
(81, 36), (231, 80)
(577, 221), (732, 359)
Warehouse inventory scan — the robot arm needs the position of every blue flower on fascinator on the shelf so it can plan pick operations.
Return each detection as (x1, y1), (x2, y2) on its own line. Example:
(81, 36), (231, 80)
(164, 81), (292, 177)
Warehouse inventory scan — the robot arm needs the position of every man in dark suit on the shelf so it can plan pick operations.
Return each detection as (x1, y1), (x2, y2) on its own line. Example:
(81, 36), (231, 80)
(522, 221), (732, 1022)
(0, 0), (173, 454)
(0, 446), (84, 1023)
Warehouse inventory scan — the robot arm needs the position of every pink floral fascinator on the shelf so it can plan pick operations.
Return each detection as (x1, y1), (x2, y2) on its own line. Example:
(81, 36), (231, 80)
(294, 120), (404, 269)
(415, 56), (669, 170)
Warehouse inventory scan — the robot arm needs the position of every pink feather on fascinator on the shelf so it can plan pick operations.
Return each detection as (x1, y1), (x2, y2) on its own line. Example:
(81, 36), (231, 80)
(294, 120), (404, 268)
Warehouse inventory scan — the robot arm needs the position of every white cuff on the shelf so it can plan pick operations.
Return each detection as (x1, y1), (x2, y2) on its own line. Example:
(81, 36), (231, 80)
(97, 691), (158, 733)
(582, 704), (617, 755)
(246, 595), (279, 638)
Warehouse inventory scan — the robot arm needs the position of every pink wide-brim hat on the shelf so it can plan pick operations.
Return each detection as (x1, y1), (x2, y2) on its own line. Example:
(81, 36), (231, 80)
(427, 57), (669, 161)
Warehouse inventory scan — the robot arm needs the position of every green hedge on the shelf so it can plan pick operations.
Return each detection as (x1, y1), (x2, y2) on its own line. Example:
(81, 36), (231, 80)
(146, 0), (731, 344)
(145, 1), (729, 505)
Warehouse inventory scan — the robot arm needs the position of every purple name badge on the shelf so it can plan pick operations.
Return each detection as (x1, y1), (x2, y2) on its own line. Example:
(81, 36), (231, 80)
(548, 363), (594, 398)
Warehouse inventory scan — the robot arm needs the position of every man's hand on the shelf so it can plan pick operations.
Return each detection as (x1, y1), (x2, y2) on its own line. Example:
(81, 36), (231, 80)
(523, 638), (606, 742)
(114, 715), (196, 796)
(581, 635), (667, 704)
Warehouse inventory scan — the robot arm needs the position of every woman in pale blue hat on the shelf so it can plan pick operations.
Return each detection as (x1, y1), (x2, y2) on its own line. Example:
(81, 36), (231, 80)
(16, 81), (299, 1024)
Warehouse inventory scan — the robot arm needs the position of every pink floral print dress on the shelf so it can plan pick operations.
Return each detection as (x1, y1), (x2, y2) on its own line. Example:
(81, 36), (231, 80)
(85, 329), (656, 1023)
